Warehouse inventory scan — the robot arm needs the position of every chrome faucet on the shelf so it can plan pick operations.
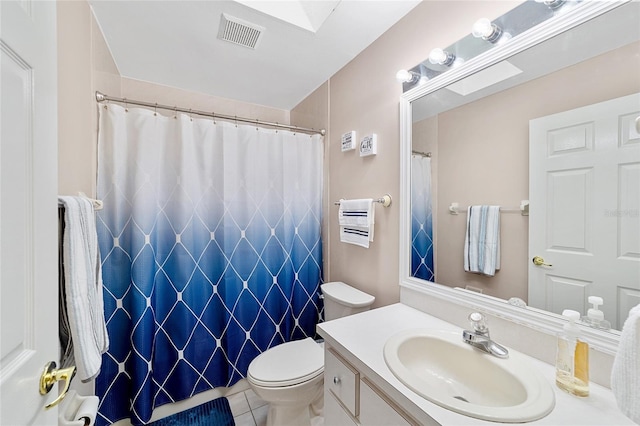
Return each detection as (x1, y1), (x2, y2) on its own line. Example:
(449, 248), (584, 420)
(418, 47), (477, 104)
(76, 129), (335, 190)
(462, 312), (509, 358)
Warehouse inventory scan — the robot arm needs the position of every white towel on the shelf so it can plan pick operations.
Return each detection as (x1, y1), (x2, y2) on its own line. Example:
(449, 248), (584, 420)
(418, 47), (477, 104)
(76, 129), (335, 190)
(464, 206), (501, 276)
(339, 199), (375, 248)
(58, 196), (109, 382)
(340, 226), (373, 248)
(339, 198), (374, 227)
(611, 303), (640, 423)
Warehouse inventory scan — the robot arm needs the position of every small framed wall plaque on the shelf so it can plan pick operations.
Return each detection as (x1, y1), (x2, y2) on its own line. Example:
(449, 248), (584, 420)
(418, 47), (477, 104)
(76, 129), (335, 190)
(341, 131), (356, 152)
(359, 134), (377, 157)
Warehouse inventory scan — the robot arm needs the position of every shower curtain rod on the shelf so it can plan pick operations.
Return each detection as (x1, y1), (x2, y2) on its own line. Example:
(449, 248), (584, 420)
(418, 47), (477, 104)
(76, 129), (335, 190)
(95, 91), (326, 136)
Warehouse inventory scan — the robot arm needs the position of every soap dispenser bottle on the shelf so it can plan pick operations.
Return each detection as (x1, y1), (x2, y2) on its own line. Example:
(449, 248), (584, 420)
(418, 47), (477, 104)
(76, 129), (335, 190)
(556, 309), (589, 396)
(582, 296), (611, 330)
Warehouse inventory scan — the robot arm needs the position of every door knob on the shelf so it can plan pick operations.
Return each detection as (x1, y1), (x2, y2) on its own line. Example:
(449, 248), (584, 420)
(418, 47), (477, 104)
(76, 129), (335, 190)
(532, 256), (552, 267)
(39, 361), (76, 409)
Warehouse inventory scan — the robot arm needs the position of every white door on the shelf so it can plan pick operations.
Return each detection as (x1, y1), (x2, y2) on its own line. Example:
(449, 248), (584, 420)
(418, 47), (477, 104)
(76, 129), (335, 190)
(529, 93), (640, 330)
(1, 0), (60, 424)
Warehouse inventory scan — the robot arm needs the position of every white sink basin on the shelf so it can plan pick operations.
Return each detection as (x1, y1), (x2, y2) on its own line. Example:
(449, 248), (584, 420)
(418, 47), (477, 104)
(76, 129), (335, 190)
(383, 329), (555, 423)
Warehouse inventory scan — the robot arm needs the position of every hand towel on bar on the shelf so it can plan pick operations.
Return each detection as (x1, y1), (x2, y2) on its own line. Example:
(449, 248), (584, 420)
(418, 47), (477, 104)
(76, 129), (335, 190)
(611, 303), (640, 423)
(339, 199), (375, 248)
(340, 225), (374, 248)
(464, 205), (501, 276)
(339, 198), (374, 227)
(58, 196), (109, 382)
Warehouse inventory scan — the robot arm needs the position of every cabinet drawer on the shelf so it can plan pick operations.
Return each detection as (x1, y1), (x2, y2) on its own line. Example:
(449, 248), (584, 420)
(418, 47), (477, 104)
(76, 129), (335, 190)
(325, 348), (359, 417)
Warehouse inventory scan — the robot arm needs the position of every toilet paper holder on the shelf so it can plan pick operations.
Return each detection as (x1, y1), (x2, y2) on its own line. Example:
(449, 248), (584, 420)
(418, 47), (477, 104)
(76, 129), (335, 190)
(59, 390), (99, 426)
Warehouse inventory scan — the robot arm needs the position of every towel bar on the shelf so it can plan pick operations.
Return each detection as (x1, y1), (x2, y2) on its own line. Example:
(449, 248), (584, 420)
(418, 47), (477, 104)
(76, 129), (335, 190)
(334, 194), (392, 208)
(449, 200), (529, 216)
(57, 193), (104, 211)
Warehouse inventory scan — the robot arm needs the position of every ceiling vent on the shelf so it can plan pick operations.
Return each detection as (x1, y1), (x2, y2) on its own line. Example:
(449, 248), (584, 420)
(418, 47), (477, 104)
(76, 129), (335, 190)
(218, 13), (265, 49)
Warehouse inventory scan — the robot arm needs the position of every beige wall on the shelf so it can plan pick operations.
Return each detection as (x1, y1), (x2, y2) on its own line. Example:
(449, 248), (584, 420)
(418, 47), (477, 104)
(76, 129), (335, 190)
(306, 1), (518, 308)
(416, 41), (640, 302)
(58, 0), (118, 197)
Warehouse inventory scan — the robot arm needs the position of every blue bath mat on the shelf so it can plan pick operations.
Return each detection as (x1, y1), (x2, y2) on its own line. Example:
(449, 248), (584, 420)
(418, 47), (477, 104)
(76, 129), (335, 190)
(148, 397), (235, 426)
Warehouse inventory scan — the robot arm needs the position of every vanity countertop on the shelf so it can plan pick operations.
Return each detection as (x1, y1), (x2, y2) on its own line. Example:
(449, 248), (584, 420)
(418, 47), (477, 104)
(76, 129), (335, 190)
(316, 303), (633, 425)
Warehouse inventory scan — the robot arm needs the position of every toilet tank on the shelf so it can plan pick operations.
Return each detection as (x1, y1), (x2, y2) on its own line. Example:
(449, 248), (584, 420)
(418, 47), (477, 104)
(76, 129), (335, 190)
(321, 281), (375, 321)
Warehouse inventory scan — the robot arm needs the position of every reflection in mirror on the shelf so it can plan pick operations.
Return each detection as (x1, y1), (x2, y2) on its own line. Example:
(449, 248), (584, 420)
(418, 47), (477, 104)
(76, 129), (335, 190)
(408, 2), (640, 332)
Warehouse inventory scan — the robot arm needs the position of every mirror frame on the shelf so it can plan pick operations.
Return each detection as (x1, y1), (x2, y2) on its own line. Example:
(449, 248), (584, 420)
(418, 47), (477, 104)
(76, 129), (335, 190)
(399, 0), (629, 355)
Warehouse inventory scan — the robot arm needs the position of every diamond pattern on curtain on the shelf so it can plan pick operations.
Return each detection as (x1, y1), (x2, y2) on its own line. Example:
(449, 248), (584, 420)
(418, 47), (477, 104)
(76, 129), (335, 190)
(411, 155), (434, 281)
(94, 104), (323, 425)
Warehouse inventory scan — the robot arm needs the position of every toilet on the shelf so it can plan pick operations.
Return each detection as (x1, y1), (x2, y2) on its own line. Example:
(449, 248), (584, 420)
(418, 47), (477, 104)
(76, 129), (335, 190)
(247, 281), (375, 426)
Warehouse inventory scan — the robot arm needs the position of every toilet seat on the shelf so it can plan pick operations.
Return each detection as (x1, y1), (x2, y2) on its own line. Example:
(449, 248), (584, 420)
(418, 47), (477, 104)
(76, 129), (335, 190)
(248, 338), (324, 388)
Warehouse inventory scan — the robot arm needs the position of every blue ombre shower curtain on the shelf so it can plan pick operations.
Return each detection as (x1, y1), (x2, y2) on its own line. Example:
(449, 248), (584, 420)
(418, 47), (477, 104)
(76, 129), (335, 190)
(94, 104), (323, 425)
(411, 155), (434, 281)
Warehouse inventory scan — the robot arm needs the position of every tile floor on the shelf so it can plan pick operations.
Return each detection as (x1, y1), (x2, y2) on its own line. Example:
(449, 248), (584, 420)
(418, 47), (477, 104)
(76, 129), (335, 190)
(228, 389), (269, 426)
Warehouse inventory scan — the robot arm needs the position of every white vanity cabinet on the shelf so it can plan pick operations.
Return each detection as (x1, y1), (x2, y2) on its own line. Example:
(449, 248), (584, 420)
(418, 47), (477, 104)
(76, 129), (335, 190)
(324, 346), (417, 426)
(318, 304), (634, 426)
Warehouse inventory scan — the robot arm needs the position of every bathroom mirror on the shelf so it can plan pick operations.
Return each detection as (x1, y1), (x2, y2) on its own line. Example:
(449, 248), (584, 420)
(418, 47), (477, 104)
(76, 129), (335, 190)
(400, 0), (639, 346)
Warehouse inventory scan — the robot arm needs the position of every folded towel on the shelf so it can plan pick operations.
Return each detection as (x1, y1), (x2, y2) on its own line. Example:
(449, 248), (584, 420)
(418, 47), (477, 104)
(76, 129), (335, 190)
(464, 206), (501, 276)
(58, 196), (109, 382)
(339, 199), (375, 248)
(611, 303), (640, 423)
(339, 198), (374, 227)
(340, 226), (373, 248)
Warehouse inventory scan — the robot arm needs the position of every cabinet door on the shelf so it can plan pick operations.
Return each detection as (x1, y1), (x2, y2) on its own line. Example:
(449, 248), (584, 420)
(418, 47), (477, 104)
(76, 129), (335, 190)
(360, 379), (414, 426)
(324, 388), (358, 426)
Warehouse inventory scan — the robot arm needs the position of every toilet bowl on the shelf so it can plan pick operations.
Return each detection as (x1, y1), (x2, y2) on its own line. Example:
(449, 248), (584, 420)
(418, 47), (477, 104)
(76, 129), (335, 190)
(247, 338), (324, 426)
(247, 281), (375, 426)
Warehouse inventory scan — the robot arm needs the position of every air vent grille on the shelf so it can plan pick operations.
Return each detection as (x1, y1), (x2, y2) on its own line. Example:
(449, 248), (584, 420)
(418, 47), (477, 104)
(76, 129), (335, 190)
(218, 13), (265, 49)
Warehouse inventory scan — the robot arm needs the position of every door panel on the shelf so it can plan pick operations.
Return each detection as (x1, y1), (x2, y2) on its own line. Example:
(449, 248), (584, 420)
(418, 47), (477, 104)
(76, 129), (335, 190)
(0, 0), (59, 424)
(529, 93), (640, 330)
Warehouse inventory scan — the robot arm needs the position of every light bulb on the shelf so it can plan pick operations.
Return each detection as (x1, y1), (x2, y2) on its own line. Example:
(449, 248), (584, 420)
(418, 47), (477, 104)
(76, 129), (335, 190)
(428, 48), (455, 66)
(472, 18), (503, 43)
(428, 48), (446, 65)
(395, 69), (421, 84)
(535, 0), (565, 9)
(472, 18), (493, 38)
(396, 70), (410, 82)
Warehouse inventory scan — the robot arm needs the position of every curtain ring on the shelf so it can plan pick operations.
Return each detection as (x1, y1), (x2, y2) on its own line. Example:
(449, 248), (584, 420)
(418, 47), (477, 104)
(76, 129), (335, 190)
(124, 98), (128, 113)
(256, 118), (259, 131)
(189, 108), (193, 122)
(234, 115), (238, 127)
(154, 103), (157, 116)
(174, 106), (178, 119)
(212, 112), (216, 125)
(275, 122), (278, 133)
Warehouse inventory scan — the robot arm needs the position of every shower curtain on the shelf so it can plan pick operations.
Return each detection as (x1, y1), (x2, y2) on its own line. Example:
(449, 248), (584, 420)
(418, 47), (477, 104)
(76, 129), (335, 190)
(94, 104), (323, 425)
(411, 155), (434, 281)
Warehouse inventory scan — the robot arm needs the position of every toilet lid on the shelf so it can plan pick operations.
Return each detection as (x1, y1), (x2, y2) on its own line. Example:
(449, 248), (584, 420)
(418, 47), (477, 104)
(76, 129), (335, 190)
(321, 281), (375, 308)
(247, 338), (324, 388)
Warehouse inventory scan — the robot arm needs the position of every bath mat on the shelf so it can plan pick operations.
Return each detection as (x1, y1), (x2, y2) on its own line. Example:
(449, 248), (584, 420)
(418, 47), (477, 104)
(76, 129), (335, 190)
(148, 397), (235, 426)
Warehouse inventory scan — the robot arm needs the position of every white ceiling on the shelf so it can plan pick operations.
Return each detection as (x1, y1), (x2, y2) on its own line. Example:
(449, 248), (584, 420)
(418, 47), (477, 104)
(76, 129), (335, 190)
(89, 0), (421, 110)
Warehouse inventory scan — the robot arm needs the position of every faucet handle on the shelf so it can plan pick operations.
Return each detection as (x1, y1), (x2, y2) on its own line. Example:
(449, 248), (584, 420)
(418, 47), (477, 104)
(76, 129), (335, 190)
(468, 312), (489, 334)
